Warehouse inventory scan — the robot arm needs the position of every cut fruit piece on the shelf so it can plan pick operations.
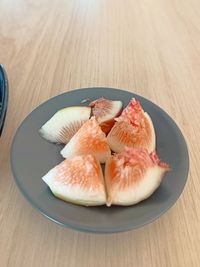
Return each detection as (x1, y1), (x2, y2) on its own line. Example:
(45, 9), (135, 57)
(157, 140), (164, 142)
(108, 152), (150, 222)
(60, 117), (111, 163)
(107, 98), (156, 153)
(105, 147), (169, 206)
(42, 155), (106, 206)
(89, 98), (123, 134)
(39, 106), (91, 144)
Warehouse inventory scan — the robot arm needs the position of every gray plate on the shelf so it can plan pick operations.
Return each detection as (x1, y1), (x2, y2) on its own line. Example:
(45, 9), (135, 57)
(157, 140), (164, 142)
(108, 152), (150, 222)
(10, 88), (189, 233)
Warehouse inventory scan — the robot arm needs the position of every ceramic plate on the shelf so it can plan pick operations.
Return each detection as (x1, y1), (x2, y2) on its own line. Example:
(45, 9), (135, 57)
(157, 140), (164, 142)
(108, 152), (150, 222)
(0, 65), (8, 135)
(10, 88), (189, 233)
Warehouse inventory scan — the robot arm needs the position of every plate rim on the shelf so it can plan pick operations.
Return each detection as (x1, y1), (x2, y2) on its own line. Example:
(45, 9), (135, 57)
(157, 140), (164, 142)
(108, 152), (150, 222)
(0, 64), (9, 136)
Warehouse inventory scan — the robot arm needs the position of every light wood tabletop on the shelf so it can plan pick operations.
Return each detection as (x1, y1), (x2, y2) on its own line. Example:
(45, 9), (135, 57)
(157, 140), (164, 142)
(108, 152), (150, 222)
(0, 0), (199, 266)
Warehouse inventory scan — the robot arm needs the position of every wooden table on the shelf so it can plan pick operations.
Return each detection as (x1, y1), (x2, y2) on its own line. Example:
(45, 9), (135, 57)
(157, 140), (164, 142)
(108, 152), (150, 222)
(0, 0), (199, 266)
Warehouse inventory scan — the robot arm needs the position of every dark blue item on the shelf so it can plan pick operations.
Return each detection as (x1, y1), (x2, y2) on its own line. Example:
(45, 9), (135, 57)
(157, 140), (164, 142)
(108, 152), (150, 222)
(0, 65), (8, 136)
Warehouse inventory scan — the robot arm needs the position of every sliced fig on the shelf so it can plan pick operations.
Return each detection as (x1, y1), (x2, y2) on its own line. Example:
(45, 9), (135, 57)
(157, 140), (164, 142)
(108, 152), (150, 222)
(60, 117), (111, 163)
(42, 154), (106, 206)
(89, 98), (123, 134)
(105, 147), (169, 206)
(39, 106), (91, 144)
(107, 98), (156, 153)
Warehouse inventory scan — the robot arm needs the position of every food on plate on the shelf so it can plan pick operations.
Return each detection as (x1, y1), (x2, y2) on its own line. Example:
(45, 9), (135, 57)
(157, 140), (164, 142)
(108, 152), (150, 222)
(39, 106), (91, 144)
(60, 117), (111, 163)
(105, 147), (169, 206)
(89, 98), (123, 134)
(107, 98), (156, 153)
(40, 96), (170, 208)
(42, 154), (106, 206)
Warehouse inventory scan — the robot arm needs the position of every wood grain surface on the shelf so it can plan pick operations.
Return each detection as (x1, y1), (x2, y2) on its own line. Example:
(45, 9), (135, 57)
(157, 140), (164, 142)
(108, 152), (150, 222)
(0, 0), (199, 266)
